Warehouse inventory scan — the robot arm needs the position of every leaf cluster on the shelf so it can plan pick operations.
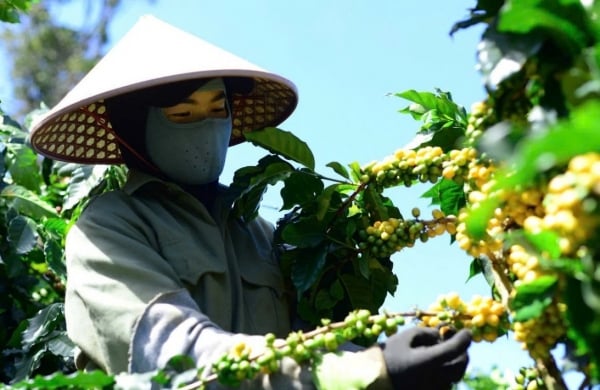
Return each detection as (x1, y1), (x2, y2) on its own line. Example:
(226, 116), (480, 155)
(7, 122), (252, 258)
(0, 108), (127, 384)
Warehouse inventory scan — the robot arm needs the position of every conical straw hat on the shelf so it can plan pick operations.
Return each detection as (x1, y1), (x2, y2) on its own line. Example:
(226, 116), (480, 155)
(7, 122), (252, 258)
(29, 15), (298, 164)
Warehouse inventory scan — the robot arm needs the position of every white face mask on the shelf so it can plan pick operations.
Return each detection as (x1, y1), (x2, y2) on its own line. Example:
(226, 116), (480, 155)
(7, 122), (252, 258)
(144, 92), (232, 186)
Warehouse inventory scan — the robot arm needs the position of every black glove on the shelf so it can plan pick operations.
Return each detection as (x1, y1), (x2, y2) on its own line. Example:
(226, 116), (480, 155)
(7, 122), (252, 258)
(381, 327), (472, 390)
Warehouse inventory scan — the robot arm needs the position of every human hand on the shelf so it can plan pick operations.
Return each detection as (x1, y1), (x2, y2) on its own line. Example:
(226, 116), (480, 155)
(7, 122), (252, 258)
(381, 327), (472, 390)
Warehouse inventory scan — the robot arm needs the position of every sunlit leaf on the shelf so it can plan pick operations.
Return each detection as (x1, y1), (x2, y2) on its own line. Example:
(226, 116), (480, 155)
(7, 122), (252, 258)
(44, 238), (66, 280)
(7, 145), (42, 192)
(524, 230), (561, 259)
(7, 215), (38, 255)
(476, 27), (542, 88)
(21, 303), (63, 348)
(1, 184), (58, 219)
(326, 161), (350, 180)
(62, 164), (109, 211)
(244, 127), (315, 170)
(46, 333), (75, 357)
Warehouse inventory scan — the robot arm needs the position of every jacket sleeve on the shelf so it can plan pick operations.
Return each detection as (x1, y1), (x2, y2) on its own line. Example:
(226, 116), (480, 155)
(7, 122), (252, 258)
(131, 289), (392, 390)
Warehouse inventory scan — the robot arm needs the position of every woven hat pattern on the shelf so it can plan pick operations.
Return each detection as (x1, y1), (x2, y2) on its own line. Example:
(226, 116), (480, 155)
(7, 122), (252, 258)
(31, 77), (296, 164)
(29, 15), (298, 164)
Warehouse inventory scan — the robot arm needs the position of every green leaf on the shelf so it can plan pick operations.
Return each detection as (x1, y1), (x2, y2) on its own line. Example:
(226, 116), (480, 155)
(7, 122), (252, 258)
(7, 145), (42, 192)
(363, 185), (388, 221)
(290, 246), (327, 297)
(7, 215), (38, 255)
(42, 217), (68, 237)
(244, 127), (315, 170)
(330, 279), (344, 300)
(280, 170), (324, 210)
(469, 100), (600, 235)
(498, 0), (590, 56)
(524, 230), (561, 259)
(450, 0), (504, 36)
(234, 182), (268, 222)
(347, 161), (362, 182)
(510, 275), (558, 321)
(163, 354), (196, 373)
(340, 274), (378, 311)
(476, 27), (542, 88)
(46, 333), (75, 357)
(315, 184), (341, 221)
(326, 161), (350, 180)
(509, 101), (600, 185)
(0, 0), (38, 23)
(421, 179), (466, 217)
(403, 126), (465, 152)
(397, 89), (465, 119)
(62, 164), (109, 211)
(357, 256), (370, 279)
(315, 289), (340, 311)
(9, 370), (114, 389)
(467, 258), (484, 282)
(281, 216), (325, 247)
(563, 277), (600, 379)
(44, 238), (66, 280)
(21, 303), (63, 348)
(229, 155), (294, 220)
(1, 184), (58, 219)
(12, 347), (47, 384)
(464, 196), (498, 241)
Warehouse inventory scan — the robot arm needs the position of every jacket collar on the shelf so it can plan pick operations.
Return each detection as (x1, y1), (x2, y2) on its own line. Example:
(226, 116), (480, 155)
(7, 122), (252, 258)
(123, 169), (235, 222)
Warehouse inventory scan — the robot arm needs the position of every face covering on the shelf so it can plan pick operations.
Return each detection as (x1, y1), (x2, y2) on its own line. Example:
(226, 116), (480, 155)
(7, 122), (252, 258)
(144, 80), (232, 185)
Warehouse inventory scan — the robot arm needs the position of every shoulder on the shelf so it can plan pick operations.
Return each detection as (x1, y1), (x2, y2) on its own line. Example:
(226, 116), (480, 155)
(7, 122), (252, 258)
(78, 190), (137, 223)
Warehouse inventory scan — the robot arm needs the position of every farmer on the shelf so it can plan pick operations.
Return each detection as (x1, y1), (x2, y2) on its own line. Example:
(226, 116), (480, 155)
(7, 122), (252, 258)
(30, 15), (471, 389)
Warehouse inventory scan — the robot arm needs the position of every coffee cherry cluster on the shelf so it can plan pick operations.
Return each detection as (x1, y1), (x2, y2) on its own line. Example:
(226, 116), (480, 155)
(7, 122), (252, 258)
(512, 366), (545, 390)
(441, 147), (477, 185)
(357, 208), (456, 259)
(524, 152), (600, 255)
(419, 293), (510, 343)
(465, 100), (495, 146)
(212, 341), (260, 385)
(361, 146), (448, 187)
(512, 301), (567, 360)
(209, 309), (406, 388)
(506, 244), (567, 361)
(455, 205), (504, 259)
(455, 185), (546, 260)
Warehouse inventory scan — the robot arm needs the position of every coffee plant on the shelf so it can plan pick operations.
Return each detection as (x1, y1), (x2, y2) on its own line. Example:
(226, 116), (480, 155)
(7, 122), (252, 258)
(3, 0), (600, 389)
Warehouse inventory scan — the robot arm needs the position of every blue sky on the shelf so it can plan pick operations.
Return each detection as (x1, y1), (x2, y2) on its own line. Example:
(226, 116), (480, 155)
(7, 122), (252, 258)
(1, 0), (585, 386)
